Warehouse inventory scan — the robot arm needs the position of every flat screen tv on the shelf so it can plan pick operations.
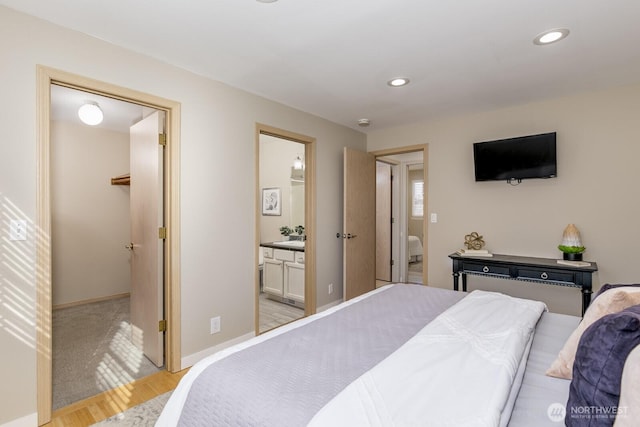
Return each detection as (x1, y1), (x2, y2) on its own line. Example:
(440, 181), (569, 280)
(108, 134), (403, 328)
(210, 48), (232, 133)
(473, 132), (557, 182)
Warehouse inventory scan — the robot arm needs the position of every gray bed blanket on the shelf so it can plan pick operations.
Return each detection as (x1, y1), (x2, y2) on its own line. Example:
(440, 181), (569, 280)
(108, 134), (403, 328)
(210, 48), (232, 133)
(178, 285), (465, 426)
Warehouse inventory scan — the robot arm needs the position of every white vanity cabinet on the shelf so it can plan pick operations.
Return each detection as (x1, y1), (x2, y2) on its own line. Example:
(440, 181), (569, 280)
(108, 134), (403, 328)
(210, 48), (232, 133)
(261, 245), (304, 306)
(263, 258), (284, 296)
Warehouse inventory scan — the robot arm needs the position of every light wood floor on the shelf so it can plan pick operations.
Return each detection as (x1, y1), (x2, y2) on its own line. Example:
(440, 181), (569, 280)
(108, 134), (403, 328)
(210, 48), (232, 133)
(43, 368), (189, 427)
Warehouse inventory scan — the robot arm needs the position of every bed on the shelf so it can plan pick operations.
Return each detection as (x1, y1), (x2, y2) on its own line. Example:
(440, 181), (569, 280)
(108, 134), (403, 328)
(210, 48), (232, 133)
(156, 284), (639, 426)
(408, 235), (423, 262)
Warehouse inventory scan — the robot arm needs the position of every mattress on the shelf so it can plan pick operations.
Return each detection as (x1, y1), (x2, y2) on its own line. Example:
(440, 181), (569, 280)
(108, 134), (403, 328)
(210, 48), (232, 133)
(508, 312), (580, 426)
(408, 235), (423, 258)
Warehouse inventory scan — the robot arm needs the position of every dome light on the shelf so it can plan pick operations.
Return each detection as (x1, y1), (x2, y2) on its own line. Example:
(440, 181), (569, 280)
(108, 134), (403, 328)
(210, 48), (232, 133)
(78, 102), (104, 126)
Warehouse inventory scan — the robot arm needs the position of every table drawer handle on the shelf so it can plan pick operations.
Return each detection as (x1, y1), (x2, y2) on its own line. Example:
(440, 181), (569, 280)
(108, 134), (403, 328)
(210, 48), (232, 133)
(482, 266), (490, 273)
(540, 272), (549, 280)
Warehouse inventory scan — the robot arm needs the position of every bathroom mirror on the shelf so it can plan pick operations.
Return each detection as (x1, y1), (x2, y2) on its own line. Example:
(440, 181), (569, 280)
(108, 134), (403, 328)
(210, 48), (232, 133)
(290, 179), (304, 229)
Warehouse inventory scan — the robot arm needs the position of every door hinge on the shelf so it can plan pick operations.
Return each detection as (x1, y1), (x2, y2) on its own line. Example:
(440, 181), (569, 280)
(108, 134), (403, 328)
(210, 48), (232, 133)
(391, 217), (395, 224)
(158, 319), (167, 332)
(391, 259), (395, 266)
(159, 133), (167, 146)
(159, 227), (167, 239)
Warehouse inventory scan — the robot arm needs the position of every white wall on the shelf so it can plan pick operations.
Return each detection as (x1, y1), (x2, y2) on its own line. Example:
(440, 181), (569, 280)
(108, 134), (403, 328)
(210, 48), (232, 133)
(51, 121), (130, 306)
(368, 83), (640, 316)
(0, 6), (365, 424)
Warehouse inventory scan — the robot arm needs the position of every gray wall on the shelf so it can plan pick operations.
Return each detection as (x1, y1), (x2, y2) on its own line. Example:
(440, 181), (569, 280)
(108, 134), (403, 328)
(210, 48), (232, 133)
(368, 83), (640, 316)
(0, 6), (365, 424)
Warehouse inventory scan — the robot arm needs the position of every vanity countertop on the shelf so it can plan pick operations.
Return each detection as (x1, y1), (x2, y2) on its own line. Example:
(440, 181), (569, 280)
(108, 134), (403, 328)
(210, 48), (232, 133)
(260, 241), (305, 252)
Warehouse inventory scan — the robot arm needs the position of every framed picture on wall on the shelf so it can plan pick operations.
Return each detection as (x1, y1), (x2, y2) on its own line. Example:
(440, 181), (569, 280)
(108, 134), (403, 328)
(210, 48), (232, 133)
(262, 187), (281, 216)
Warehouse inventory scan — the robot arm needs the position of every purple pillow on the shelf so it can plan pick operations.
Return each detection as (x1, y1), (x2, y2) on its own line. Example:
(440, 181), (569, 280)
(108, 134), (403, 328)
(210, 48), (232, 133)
(566, 304), (640, 426)
(594, 284), (640, 300)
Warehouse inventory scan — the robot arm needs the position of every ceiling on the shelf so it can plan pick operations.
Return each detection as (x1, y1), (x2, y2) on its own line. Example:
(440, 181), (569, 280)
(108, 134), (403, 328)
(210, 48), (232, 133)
(4, 0), (640, 132)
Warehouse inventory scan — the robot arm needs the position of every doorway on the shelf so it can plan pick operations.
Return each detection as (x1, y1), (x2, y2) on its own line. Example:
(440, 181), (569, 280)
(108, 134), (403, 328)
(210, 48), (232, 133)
(36, 66), (181, 425)
(342, 145), (427, 301)
(255, 124), (316, 334)
(50, 85), (166, 409)
(373, 146), (427, 286)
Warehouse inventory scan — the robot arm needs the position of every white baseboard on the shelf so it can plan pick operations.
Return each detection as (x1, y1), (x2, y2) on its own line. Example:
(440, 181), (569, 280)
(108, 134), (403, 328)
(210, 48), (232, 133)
(317, 298), (343, 313)
(181, 332), (255, 369)
(0, 413), (37, 427)
(180, 300), (344, 369)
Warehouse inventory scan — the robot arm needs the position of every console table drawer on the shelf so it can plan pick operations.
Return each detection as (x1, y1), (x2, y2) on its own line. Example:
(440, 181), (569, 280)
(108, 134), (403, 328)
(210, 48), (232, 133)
(462, 262), (510, 277)
(518, 268), (574, 284)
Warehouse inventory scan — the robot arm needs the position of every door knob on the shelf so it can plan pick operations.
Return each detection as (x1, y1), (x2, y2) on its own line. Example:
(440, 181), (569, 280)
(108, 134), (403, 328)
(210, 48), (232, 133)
(125, 242), (134, 250)
(346, 233), (357, 239)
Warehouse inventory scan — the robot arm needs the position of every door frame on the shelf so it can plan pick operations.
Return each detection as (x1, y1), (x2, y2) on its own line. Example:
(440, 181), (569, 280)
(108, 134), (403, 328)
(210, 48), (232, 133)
(255, 124), (316, 334)
(371, 144), (428, 285)
(36, 66), (181, 424)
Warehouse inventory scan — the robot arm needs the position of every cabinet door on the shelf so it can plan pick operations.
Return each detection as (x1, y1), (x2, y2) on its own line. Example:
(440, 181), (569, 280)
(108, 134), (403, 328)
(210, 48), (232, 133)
(264, 258), (284, 296)
(285, 262), (305, 303)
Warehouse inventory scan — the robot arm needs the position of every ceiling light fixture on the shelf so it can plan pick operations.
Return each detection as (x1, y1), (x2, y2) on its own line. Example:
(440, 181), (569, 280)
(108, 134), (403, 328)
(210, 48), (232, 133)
(387, 77), (410, 87)
(357, 118), (371, 127)
(256, 0), (278, 3)
(78, 102), (104, 125)
(533, 28), (570, 45)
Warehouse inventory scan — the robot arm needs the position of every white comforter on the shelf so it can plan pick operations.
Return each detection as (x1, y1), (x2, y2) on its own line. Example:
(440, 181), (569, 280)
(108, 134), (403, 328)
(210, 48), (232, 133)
(309, 290), (546, 427)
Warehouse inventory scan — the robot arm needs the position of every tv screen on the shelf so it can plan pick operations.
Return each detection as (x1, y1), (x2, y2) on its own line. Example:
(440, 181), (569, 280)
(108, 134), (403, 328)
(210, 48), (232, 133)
(473, 132), (557, 182)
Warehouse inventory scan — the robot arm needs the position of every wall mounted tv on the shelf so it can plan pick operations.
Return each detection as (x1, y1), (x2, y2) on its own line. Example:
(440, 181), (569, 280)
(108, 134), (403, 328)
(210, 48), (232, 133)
(473, 132), (557, 183)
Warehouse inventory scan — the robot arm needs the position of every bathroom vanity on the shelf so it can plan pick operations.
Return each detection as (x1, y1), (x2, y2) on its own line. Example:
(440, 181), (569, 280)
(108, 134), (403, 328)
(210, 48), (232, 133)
(260, 242), (305, 307)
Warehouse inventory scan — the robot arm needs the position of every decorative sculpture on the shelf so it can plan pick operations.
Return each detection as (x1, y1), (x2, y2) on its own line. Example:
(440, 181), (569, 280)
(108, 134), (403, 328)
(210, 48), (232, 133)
(558, 224), (586, 261)
(464, 232), (485, 250)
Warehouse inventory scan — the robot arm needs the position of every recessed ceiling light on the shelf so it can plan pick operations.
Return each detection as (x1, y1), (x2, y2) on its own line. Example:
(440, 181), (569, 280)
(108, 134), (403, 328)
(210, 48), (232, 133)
(387, 77), (410, 87)
(533, 28), (570, 45)
(256, 0), (278, 3)
(357, 118), (371, 127)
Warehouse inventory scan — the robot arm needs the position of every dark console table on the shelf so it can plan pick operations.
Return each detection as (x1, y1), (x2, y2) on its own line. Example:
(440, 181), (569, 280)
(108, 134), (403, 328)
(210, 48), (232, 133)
(448, 253), (598, 315)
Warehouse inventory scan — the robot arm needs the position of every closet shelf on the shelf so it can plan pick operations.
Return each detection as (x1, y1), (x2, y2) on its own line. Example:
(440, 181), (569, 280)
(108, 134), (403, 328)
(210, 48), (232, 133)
(111, 173), (130, 186)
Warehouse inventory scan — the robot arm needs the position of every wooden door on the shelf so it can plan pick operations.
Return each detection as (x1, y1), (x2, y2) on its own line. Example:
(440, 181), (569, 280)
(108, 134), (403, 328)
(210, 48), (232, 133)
(130, 111), (164, 367)
(343, 147), (376, 300)
(376, 162), (392, 282)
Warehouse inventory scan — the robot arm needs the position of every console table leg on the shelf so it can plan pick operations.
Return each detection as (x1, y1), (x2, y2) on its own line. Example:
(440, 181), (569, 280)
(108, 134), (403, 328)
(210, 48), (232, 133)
(581, 287), (592, 316)
(453, 272), (459, 291)
(462, 274), (467, 292)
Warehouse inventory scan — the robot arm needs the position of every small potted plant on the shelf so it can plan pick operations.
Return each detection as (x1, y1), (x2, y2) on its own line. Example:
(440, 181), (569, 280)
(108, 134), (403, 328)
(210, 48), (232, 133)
(558, 224), (586, 261)
(279, 226), (293, 239)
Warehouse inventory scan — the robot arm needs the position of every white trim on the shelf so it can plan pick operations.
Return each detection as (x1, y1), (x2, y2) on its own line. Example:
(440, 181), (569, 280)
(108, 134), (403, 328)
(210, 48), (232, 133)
(317, 299), (343, 313)
(0, 413), (37, 427)
(180, 332), (255, 369)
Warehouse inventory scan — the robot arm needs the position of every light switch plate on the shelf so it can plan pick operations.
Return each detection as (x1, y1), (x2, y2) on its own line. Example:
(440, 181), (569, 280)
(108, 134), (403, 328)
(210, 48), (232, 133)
(430, 213), (438, 223)
(9, 220), (27, 241)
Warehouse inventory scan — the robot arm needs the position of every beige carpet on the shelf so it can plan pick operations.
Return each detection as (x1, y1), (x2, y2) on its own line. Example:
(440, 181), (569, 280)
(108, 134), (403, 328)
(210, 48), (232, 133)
(53, 296), (163, 410)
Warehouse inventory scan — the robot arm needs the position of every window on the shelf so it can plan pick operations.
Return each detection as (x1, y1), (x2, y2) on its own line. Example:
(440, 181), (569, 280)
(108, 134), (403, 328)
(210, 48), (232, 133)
(411, 180), (424, 218)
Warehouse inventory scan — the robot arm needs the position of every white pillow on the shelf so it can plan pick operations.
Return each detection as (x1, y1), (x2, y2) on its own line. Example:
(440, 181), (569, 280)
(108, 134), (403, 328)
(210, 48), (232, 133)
(546, 287), (640, 379)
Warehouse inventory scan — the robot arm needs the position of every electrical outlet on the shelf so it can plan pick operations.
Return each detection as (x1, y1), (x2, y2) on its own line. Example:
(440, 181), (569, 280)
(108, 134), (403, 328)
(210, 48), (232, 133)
(328, 283), (334, 294)
(9, 220), (27, 241)
(210, 316), (221, 334)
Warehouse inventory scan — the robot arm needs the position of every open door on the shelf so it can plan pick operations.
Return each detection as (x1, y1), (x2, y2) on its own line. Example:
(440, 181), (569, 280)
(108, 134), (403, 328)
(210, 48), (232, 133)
(343, 147), (376, 300)
(129, 111), (164, 367)
(376, 161), (392, 282)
